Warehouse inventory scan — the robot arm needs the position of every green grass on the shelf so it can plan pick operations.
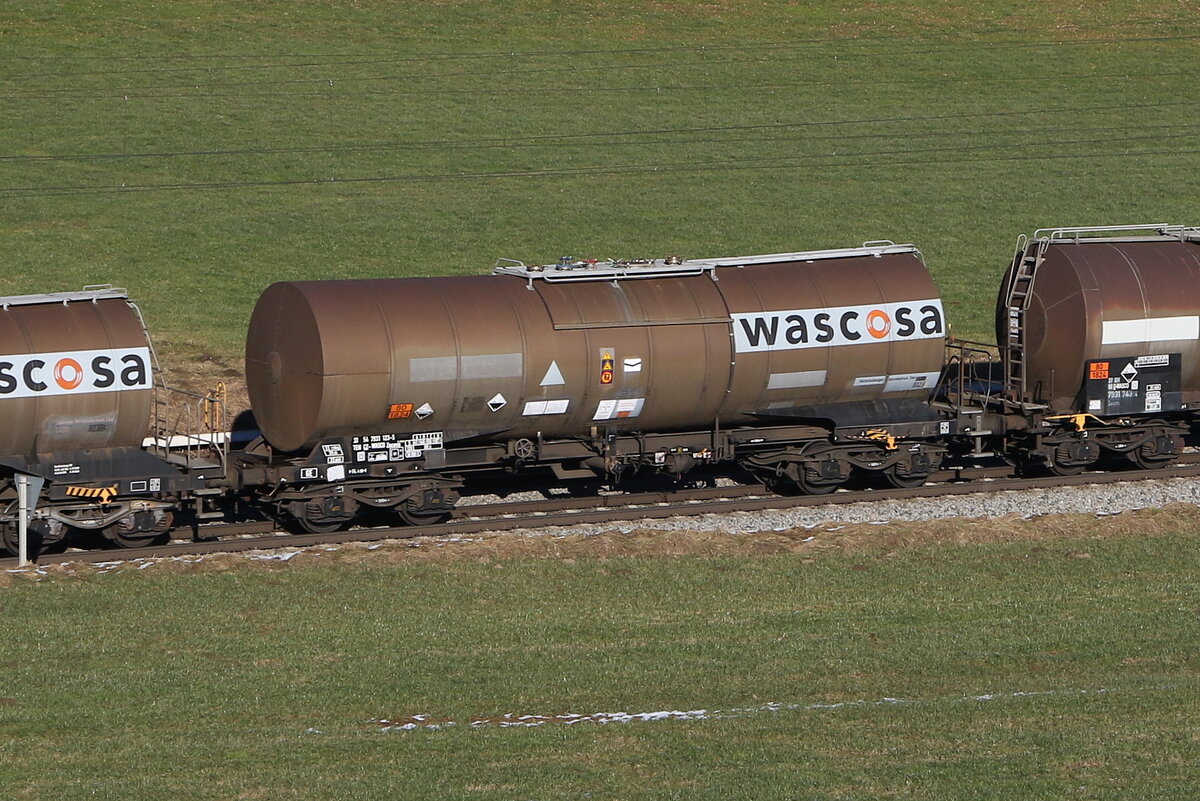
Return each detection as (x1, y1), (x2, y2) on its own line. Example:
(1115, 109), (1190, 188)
(3, 5), (1200, 798)
(2, 1), (1199, 365)
(1, 532), (1198, 799)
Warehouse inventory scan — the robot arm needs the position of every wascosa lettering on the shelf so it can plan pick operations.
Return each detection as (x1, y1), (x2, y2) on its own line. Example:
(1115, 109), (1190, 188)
(0, 347), (152, 399)
(731, 300), (945, 353)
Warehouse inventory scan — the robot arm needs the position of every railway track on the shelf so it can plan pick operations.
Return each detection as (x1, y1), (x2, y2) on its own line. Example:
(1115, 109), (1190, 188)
(6, 458), (1200, 569)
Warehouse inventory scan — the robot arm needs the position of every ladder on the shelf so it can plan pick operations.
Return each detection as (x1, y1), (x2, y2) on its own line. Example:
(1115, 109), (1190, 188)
(1002, 235), (1049, 403)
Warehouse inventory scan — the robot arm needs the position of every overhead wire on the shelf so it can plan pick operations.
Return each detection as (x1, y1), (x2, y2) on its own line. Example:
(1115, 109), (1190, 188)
(1, 25), (1193, 64)
(2, 121), (1197, 164)
(0, 67), (1195, 104)
(2, 32), (1197, 94)
(2, 130), (1194, 198)
(4, 62), (1199, 100)
(3, 98), (1195, 162)
(2, 26), (1193, 198)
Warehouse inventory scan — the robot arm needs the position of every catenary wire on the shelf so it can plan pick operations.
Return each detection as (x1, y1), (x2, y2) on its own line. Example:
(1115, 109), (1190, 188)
(2, 122), (1196, 164)
(1, 134), (1194, 198)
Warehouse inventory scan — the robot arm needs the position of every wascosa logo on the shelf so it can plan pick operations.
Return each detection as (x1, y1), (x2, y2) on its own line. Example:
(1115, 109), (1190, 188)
(0, 347), (152, 399)
(731, 299), (945, 353)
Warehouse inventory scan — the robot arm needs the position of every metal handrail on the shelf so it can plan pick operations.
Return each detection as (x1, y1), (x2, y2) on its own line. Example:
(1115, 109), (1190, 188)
(147, 383), (229, 473)
(1033, 223), (1175, 242)
(494, 243), (924, 285)
(942, 339), (1000, 408)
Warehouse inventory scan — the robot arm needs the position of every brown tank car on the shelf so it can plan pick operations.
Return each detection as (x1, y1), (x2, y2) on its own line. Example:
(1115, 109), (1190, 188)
(12, 226), (1200, 555)
(246, 244), (947, 453)
(993, 224), (1200, 474)
(0, 286), (198, 555)
(1000, 225), (1200, 414)
(0, 286), (154, 454)
(13, 225), (1200, 555)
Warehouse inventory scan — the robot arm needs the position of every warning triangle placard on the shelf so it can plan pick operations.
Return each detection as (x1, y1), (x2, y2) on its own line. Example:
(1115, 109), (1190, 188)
(540, 361), (565, 386)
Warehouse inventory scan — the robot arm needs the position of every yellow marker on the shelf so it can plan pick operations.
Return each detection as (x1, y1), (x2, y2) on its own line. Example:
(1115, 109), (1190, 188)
(861, 428), (898, 450)
(65, 484), (119, 503)
(1046, 413), (1106, 431)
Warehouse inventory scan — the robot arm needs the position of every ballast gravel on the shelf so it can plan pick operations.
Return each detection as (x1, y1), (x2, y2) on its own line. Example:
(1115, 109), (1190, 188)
(510, 477), (1200, 539)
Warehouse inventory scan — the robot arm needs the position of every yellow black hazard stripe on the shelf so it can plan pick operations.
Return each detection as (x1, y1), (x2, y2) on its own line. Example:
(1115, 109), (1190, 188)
(64, 484), (119, 503)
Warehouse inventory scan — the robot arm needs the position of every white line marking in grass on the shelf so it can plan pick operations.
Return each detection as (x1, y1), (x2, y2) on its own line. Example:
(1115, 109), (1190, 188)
(371, 687), (1114, 732)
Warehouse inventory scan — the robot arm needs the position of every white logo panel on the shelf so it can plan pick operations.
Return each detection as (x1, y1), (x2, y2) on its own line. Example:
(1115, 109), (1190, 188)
(0, 347), (152, 399)
(731, 300), (945, 354)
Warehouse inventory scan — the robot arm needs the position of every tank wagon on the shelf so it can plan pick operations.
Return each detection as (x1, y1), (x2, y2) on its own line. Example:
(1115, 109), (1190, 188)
(241, 242), (952, 532)
(0, 287), (216, 553)
(965, 224), (1200, 474)
(6, 223), (1200, 556)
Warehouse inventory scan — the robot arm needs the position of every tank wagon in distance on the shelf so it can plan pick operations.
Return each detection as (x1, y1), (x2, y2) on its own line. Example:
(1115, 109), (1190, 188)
(0, 287), (218, 552)
(965, 224), (1200, 474)
(242, 242), (953, 532)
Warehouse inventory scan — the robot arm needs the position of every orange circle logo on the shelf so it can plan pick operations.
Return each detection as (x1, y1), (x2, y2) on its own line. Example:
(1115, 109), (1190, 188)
(54, 357), (84, 390)
(866, 309), (892, 339)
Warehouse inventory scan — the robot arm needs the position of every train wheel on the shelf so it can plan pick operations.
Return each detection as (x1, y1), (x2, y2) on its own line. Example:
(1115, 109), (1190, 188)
(884, 466), (929, 489)
(396, 504), (450, 527)
(284, 499), (356, 535)
(0, 523), (32, 558)
(394, 486), (457, 526)
(790, 458), (849, 496)
(286, 513), (352, 535)
(795, 471), (843, 496)
(106, 512), (173, 548)
(1043, 441), (1096, 476)
(107, 530), (171, 548)
(1, 519), (63, 557)
(1046, 460), (1084, 477)
(1128, 448), (1172, 470)
(1128, 431), (1180, 470)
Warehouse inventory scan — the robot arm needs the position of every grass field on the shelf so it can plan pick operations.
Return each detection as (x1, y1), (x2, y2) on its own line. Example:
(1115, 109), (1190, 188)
(2, 1), (1199, 376)
(2, 515), (1199, 799)
(3, 3), (1200, 798)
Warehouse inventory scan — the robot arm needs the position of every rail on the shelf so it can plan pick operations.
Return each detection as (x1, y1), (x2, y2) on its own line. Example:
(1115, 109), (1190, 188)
(11, 460), (1200, 567)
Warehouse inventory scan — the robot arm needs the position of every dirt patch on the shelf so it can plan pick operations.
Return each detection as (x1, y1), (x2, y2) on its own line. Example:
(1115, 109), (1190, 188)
(153, 340), (251, 420)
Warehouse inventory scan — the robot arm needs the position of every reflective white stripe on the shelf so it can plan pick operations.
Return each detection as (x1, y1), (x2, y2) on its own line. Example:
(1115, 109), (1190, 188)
(883, 371), (940, 392)
(523, 399), (569, 416)
(767, 370), (827, 390)
(1101, 316), (1200, 345)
